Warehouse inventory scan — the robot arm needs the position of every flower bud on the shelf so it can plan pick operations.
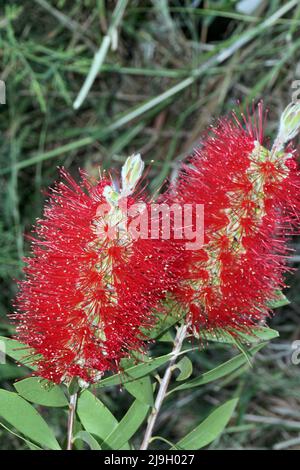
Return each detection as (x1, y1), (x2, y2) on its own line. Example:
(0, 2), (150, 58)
(121, 153), (144, 197)
(275, 102), (300, 149)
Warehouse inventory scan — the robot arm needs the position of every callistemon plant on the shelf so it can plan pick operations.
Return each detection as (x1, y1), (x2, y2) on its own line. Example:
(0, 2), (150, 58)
(164, 102), (300, 336)
(13, 155), (178, 385)
(3, 102), (300, 453)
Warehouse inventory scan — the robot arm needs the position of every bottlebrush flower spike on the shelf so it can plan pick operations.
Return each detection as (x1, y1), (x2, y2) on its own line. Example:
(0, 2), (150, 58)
(165, 102), (300, 336)
(13, 155), (177, 385)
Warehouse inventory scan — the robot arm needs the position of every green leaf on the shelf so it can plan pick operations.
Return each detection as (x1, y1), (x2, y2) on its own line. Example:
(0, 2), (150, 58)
(125, 375), (153, 405)
(199, 326), (279, 345)
(14, 377), (68, 407)
(0, 336), (36, 370)
(175, 356), (193, 382)
(73, 431), (102, 450)
(146, 312), (181, 340)
(77, 390), (130, 449)
(0, 389), (60, 449)
(173, 398), (238, 450)
(96, 352), (175, 388)
(144, 300), (185, 341)
(237, 326), (279, 343)
(268, 291), (290, 309)
(77, 390), (118, 441)
(225, 336), (253, 367)
(0, 364), (28, 380)
(157, 330), (174, 343)
(170, 343), (265, 394)
(150, 436), (178, 448)
(103, 399), (149, 450)
(0, 420), (41, 450)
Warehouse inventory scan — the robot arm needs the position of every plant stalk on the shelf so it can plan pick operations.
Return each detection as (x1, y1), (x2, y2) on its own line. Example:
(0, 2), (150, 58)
(140, 322), (189, 450)
(73, 0), (128, 109)
(67, 392), (78, 450)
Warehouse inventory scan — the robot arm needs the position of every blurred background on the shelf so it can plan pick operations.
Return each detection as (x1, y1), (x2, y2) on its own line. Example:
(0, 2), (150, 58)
(0, 0), (300, 450)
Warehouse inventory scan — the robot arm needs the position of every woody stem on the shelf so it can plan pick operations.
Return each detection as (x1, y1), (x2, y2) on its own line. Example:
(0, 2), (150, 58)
(140, 322), (189, 450)
(67, 392), (78, 450)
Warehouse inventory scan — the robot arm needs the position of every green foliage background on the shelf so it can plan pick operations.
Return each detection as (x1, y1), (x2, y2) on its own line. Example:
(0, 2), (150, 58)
(0, 0), (300, 450)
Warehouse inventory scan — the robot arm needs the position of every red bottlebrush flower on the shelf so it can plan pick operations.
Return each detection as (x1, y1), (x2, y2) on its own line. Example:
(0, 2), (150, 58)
(164, 103), (300, 335)
(14, 155), (177, 385)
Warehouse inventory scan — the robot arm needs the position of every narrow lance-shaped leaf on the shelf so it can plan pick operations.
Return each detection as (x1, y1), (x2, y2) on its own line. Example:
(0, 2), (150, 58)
(77, 390), (131, 449)
(173, 398), (238, 450)
(73, 431), (102, 450)
(0, 389), (60, 450)
(169, 343), (266, 394)
(77, 390), (118, 441)
(268, 291), (290, 309)
(0, 420), (42, 450)
(103, 399), (150, 450)
(0, 336), (36, 370)
(96, 352), (179, 388)
(14, 377), (68, 407)
(124, 375), (154, 405)
(196, 326), (279, 345)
